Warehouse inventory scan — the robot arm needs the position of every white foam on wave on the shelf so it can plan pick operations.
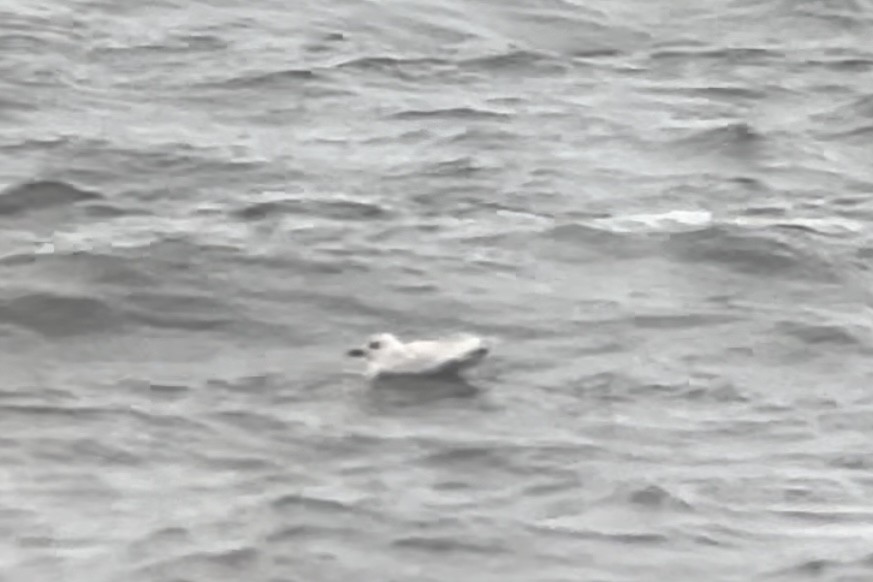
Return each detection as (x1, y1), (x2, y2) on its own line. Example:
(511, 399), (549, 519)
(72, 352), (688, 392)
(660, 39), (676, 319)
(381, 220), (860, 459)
(590, 209), (864, 236)
(591, 209), (714, 233)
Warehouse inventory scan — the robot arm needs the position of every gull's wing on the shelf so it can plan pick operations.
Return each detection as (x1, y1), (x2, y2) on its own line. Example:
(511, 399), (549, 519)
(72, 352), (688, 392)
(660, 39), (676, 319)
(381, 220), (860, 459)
(399, 336), (488, 375)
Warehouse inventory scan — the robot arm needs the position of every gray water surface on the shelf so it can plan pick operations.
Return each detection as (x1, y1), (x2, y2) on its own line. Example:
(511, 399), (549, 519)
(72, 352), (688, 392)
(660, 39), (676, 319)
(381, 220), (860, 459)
(3, 1), (873, 580)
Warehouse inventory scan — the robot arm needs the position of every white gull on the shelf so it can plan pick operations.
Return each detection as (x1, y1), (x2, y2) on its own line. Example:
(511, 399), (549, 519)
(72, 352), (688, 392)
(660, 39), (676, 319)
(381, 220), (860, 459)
(346, 332), (491, 379)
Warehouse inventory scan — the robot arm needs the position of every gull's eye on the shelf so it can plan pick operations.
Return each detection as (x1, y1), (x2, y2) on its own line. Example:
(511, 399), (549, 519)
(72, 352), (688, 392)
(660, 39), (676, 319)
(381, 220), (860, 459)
(368, 340), (381, 350)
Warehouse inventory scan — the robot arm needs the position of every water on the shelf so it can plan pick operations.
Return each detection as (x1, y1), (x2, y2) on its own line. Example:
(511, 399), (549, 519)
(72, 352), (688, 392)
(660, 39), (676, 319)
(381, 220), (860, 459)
(3, 1), (873, 580)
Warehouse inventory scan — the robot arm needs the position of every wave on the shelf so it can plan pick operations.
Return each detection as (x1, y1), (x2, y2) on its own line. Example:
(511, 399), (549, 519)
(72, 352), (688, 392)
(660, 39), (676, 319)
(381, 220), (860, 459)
(194, 66), (332, 92)
(668, 122), (763, 159)
(619, 483), (695, 511)
(525, 208), (856, 265)
(768, 550), (873, 580)
(810, 94), (873, 140)
(391, 533), (508, 555)
(0, 94), (37, 115)
(588, 209), (714, 233)
(90, 32), (229, 55)
(0, 291), (121, 336)
(529, 208), (851, 280)
(231, 192), (390, 221)
(774, 319), (866, 349)
(532, 222), (652, 261)
(333, 55), (449, 74)
(663, 224), (837, 279)
(589, 209), (864, 237)
(122, 290), (236, 332)
(649, 45), (783, 63)
(132, 546), (261, 580)
(458, 49), (569, 74)
(0, 180), (103, 216)
(391, 107), (510, 121)
(0, 286), (239, 337)
(0, 238), (245, 337)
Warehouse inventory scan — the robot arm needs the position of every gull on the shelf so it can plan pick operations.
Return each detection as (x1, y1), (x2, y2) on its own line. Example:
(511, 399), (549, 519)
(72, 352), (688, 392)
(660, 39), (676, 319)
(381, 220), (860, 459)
(346, 332), (491, 379)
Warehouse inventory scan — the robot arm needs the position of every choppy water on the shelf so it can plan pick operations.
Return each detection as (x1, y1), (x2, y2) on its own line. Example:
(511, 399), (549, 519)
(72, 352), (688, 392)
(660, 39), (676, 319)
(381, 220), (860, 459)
(3, 1), (873, 580)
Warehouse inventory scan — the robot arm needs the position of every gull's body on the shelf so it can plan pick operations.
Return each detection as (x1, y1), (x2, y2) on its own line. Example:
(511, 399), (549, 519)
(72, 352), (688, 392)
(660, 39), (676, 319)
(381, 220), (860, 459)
(347, 332), (490, 379)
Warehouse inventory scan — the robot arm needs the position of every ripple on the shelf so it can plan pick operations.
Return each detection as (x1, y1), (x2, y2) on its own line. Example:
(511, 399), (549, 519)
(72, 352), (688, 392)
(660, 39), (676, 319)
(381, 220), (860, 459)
(391, 107), (510, 121)
(133, 546), (262, 580)
(266, 491), (384, 541)
(629, 312), (739, 330)
(650, 45), (783, 63)
(231, 195), (388, 222)
(768, 557), (837, 578)
(768, 551), (873, 581)
(66, 437), (141, 465)
(392, 533), (509, 555)
(533, 521), (673, 546)
(122, 289), (236, 332)
(534, 222), (652, 260)
(670, 122), (763, 155)
(271, 493), (361, 515)
(0, 249), (158, 291)
(416, 156), (495, 177)
(663, 225), (833, 279)
(774, 320), (866, 349)
(127, 526), (190, 564)
(334, 55), (448, 73)
(459, 49), (568, 74)
(199, 66), (322, 89)
(811, 94), (873, 140)
(0, 291), (121, 336)
(0, 94), (38, 114)
(0, 180), (103, 216)
(624, 484), (695, 511)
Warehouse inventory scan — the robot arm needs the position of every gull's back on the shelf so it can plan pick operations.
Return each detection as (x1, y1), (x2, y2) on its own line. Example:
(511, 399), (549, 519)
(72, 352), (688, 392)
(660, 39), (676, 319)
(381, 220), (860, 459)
(374, 335), (488, 377)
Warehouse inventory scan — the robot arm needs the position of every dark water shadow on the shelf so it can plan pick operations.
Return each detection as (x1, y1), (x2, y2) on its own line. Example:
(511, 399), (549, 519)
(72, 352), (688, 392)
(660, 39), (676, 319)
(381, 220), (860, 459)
(362, 373), (483, 408)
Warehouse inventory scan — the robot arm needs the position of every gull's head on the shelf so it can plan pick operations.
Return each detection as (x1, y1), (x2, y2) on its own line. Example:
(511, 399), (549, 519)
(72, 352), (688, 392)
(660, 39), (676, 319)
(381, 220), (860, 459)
(346, 333), (402, 361)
